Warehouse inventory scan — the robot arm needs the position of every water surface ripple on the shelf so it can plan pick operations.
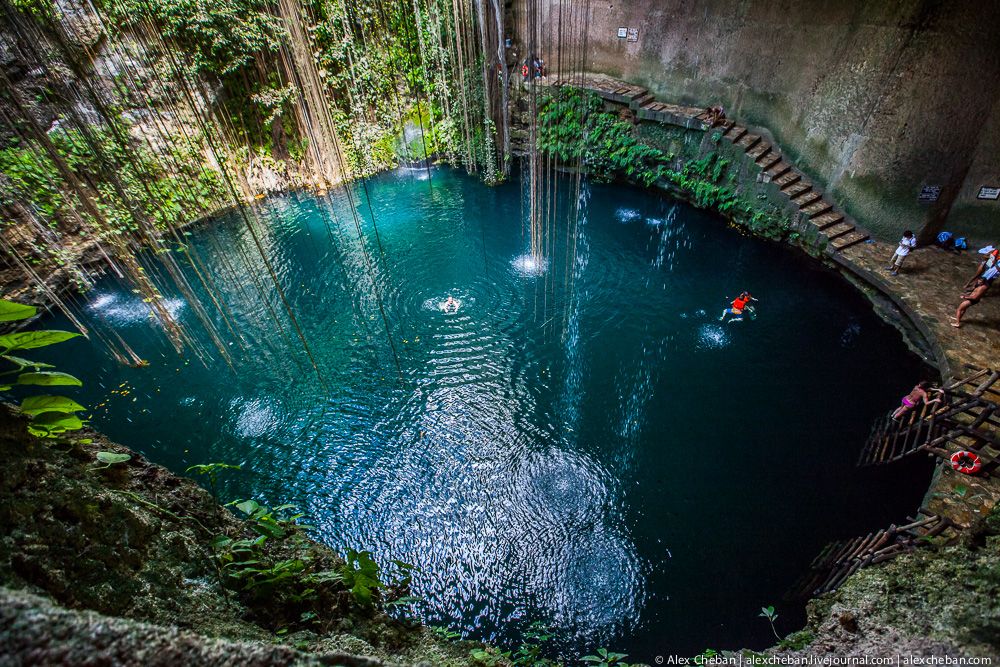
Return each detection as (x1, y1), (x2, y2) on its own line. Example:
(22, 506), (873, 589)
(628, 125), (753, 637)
(42, 168), (931, 658)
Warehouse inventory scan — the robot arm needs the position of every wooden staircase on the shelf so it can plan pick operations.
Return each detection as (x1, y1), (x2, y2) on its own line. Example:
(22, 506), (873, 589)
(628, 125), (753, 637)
(858, 367), (1000, 471)
(545, 75), (872, 251)
(787, 509), (958, 599)
(708, 117), (870, 251)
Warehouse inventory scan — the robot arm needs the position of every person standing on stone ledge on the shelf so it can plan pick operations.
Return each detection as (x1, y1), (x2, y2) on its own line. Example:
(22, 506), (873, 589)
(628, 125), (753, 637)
(886, 230), (916, 276)
(950, 278), (991, 329)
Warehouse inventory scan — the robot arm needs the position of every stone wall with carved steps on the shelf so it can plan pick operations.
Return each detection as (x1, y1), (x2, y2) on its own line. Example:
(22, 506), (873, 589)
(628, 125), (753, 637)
(704, 116), (871, 251)
(545, 75), (871, 251)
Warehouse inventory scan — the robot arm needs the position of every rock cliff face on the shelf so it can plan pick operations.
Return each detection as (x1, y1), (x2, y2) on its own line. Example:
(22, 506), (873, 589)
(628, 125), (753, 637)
(512, 0), (1000, 243)
(0, 407), (485, 666)
(770, 512), (1000, 660)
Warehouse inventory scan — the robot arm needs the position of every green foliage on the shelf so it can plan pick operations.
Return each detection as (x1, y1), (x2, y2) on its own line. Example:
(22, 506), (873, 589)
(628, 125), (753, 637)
(213, 499), (326, 600)
(759, 604), (781, 640)
(339, 548), (384, 606)
(693, 649), (719, 665)
(470, 647), (511, 666)
(537, 88), (670, 186)
(509, 623), (561, 667)
(0, 299), (85, 439)
(582, 648), (636, 667)
(0, 143), (64, 221)
(1, 125), (225, 265)
(778, 630), (814, 651)
(102, 0), (283, 76)
(430, 625), (462, 640)
(537, 92), (793, 241)
(94, 451), (132, 468)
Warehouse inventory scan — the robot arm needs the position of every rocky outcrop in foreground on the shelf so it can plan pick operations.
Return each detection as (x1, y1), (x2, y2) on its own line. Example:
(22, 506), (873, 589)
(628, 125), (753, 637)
(0, 587), (388, 667)
(0, 408), (487, 666)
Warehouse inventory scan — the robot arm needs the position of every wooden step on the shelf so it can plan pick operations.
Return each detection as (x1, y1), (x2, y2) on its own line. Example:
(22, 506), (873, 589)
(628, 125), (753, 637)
(725, 125), (747, 142)
(632, 92), (655, 108)
(737, 133), (762, 150)
(794, 191), (822, 207)
(831, 229), (870, 251)
(766, 161), (793, 179)
(774, 171), (801, 187)
(747, 142), (771, 160)
(812, 212), (845, 230)
(783, 181), (812, 197)
(825, 222), (855, 239)
(802, 200), (833, 218)
(758, 152), (782, 171)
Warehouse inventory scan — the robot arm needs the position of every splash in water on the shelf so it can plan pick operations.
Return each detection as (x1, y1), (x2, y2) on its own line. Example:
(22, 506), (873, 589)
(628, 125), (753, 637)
(616, 207), (641, 224)
(511, 254), (548, 277)
(697, 323), (730, 349)
(88, 292), (186, 326)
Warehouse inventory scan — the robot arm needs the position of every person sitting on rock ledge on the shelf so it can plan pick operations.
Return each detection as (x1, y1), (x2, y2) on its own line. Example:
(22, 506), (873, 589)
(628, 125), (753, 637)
(705, 105), (726, 127)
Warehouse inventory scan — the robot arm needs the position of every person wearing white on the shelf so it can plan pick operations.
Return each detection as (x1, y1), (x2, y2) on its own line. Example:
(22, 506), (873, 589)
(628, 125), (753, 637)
(965, 244), (999, 287)
(887, 230), (916, 275)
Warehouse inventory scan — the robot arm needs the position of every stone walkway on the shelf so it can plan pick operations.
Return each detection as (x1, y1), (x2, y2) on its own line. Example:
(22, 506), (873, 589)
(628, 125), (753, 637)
(843, 240), (999, 375)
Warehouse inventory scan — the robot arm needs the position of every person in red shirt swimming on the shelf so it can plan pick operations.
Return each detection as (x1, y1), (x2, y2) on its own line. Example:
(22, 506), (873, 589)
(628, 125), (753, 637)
(719, 291), (757, 323)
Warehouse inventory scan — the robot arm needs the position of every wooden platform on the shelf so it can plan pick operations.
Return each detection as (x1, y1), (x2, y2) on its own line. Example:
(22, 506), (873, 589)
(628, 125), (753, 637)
(859, 367), (1000, 473)
(787, 509), (958, 599)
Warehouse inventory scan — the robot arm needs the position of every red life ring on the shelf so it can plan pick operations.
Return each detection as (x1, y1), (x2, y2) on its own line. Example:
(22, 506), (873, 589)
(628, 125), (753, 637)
(950, 450), (982, 475)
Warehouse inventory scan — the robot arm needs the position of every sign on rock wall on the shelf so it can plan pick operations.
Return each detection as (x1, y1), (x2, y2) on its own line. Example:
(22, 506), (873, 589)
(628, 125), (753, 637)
(918, 185), (941, 203)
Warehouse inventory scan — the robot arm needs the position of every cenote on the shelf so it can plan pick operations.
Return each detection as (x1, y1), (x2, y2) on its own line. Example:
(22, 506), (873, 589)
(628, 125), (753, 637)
(39, 167), (932, 660)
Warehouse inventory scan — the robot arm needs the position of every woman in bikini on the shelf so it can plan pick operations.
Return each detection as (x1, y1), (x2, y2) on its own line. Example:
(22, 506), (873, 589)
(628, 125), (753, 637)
(892, 381), (942, 421)
(951, 278), (990, 328)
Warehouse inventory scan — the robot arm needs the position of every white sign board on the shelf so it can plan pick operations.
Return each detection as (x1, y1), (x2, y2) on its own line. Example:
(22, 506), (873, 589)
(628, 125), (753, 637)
(617, 27), (628, 38)
(977, 186), (1000, 200)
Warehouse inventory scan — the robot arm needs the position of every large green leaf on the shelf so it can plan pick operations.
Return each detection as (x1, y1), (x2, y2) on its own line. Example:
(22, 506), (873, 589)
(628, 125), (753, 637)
(17, 371), (83, 387)
(2, 355), (54, 370)
(20, 395), (85, 416)
(0, 300), (37, 322)
(96, 452), (131, 465)
(0, 330), (80, 351)
(27, 411), (84, 436)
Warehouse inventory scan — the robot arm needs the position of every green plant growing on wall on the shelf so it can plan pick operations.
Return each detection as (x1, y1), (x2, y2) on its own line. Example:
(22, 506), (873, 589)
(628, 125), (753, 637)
(102, 0), (284, 77)
(694, 649), (719, 665)
(93, 451), (132, 469)
(469, 647), (511, 665)
(0, 299), (85, 438)
(508, 623), (562, 667)
(759, 604), (780, 640)
(536, 87), (670, 186)
(582, 648), (636, 667)
(339, 548), (385, 606)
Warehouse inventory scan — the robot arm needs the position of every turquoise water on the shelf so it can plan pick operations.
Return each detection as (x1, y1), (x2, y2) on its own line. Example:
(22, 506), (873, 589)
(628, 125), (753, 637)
(40, 167), (931, 658)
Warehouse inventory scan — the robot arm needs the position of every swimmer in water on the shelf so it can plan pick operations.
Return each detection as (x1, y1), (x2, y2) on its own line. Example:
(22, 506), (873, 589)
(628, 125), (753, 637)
(443, 295), (459, 312)
(719, 291), (757, 323)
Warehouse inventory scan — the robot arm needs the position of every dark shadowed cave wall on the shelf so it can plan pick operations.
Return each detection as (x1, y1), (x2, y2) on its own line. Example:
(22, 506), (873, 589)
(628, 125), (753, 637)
(514, 0), (1000, 243)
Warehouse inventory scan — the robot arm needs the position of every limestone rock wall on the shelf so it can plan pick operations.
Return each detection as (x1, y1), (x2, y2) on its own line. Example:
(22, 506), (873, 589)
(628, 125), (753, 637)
(514, 0), (1000, 242)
